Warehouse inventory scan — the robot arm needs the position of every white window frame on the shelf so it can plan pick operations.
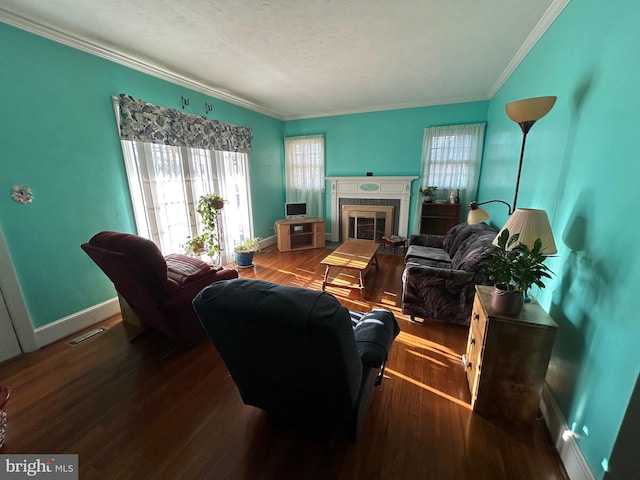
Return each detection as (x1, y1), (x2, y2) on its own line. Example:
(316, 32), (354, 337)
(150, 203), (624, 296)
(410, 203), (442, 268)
(121, 140), (252, 264)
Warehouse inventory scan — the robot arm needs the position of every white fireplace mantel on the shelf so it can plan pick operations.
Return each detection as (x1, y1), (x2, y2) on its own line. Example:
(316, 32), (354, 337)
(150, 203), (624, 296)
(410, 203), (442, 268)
(325, 176), (418, 241)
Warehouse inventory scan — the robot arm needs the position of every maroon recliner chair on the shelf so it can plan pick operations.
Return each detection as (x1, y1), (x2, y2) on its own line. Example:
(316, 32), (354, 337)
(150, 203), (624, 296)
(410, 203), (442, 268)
(81, 231), (238, 343)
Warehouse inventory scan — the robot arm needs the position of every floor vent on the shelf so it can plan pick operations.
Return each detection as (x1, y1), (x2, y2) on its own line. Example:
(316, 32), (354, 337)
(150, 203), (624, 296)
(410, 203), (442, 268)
(68, 327), (107, 345)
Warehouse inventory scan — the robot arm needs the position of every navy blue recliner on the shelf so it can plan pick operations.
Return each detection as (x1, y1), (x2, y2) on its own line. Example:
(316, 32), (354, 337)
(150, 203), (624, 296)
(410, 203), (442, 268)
(192, 278), (400, 441)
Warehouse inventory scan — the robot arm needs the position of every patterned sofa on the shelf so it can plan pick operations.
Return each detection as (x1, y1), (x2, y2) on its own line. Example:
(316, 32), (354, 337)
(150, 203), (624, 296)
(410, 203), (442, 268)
(401, 222), (497, 325)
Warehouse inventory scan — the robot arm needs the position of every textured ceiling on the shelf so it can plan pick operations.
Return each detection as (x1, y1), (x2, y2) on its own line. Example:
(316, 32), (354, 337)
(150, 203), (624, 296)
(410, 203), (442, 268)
(0, 0), (567, 119)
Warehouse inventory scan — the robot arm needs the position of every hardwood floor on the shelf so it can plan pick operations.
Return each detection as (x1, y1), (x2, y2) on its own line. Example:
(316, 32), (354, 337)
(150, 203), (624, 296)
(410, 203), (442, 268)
(0, 244), (567, 479)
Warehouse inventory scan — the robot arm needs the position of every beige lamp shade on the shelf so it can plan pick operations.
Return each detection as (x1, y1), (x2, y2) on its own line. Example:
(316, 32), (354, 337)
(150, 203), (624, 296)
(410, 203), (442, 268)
(467, 207), (490, 224)
(493, 208), (557, 254)
(505, 96), (557, 124)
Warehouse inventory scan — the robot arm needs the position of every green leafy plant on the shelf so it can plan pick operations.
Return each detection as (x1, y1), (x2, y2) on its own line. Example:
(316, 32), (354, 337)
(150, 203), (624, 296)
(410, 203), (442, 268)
(184, 193), (225, 259)
(480, 229), (554, 293)
(419, 186), (438, 197)
(233, 237), (261, 253)
(184, 236), (206, 255)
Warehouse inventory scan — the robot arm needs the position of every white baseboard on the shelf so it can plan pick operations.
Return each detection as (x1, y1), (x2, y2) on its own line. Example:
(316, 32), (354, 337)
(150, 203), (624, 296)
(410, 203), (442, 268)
(540, 384), (595, 480)
(259, 235), (277, 249)
(34, 298), (120, 347)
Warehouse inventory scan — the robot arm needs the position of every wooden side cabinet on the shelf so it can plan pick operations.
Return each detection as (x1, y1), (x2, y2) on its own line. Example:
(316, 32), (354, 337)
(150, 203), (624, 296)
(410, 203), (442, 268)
(419, 202), (461, 235)
(463, 285), (558, 425)
(276, 218), (325, 252)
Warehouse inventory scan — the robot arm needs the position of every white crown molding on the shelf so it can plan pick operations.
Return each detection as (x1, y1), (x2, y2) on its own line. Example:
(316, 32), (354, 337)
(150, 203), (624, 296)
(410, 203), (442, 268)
(0, 8), (491, 121)
(0, 8), (284, 120)
(283, 94), (490, 121)
(486, 0), (571, 98)
(2, 0), (569, 121)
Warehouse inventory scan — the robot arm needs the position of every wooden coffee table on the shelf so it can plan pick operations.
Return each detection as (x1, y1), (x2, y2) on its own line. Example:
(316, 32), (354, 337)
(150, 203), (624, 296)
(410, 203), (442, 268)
(320, 240), (379, 298)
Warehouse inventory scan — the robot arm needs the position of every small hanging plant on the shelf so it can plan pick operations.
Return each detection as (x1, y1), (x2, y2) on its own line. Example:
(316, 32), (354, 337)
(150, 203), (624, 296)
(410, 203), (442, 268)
(199, 193), (226, 212)
(184, 193), (225, 260)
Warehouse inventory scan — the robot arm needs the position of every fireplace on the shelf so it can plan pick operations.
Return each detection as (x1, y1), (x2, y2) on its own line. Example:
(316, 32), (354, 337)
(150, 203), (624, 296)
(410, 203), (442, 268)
(342, 205), (394, 242)
(326, 176), (418, 242)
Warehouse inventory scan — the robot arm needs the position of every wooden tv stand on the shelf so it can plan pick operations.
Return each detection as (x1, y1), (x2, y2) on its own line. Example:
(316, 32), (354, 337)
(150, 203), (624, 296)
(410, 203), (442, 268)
(276, 218), (325, 252)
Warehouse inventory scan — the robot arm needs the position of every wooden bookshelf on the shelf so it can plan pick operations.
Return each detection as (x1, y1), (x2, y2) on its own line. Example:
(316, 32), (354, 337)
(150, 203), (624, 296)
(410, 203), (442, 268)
(419, 203), (461, 235)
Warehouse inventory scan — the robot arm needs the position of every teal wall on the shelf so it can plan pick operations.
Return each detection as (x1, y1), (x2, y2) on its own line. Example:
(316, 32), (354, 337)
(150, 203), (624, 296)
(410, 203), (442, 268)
(0, 22), (283, 328)
(284, 102), (488, 233)
(478, 0), (640, 477)
(4, 1), (638, 476)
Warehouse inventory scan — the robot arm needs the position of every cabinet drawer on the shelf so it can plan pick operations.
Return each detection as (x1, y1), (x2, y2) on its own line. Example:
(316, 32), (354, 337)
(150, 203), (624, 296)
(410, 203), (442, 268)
(465, 296), (488, 404)
(469, 301), (487, 358)
(470, 295), (487, 333)
(465, 334), (482, 392)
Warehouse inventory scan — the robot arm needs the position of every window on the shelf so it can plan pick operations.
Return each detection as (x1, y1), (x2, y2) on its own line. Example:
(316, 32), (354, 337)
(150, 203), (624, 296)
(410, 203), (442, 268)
(419, 123), (486, 203)
(213, 150), (253, 258)
(284, 135), (325, 218)
(121, 140), (252, 263)
(113, 94), (253, 264)
(415, 123), (486, 230)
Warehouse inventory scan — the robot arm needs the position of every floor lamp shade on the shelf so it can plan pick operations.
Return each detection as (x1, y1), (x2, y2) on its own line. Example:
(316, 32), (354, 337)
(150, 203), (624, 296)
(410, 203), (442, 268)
(505, 96), (557, 129)
(493, 208), (557, 254)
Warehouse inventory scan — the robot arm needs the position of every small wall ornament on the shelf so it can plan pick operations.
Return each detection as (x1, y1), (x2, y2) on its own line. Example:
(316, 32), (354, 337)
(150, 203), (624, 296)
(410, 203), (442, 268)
(11, 185), (33, 204)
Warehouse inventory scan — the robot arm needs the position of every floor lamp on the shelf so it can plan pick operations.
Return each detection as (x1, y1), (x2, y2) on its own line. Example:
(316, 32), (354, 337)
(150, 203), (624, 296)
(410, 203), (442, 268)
(468, 95), (557, 224)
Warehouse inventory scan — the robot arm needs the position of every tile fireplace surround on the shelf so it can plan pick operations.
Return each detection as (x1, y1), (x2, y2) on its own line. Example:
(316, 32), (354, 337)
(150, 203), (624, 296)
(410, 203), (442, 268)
(326, 176), (418, 242)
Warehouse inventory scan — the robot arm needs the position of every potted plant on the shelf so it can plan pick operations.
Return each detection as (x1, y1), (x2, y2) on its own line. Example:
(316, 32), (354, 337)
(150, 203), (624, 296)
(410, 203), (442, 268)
(184, 236), (206, 256)
(419, 186), (438, 202)
(234, 237), (261, 268)
(183, 193), (225, 263)
(480, 229), (553, 316)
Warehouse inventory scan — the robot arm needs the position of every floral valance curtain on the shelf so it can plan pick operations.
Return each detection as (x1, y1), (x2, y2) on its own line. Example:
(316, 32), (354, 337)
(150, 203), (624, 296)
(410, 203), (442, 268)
(115, 94), (252, 154)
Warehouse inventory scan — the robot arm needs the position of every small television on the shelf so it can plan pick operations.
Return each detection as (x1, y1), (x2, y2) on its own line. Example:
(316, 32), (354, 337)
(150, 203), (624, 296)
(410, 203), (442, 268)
(285, 202), (307, 219)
